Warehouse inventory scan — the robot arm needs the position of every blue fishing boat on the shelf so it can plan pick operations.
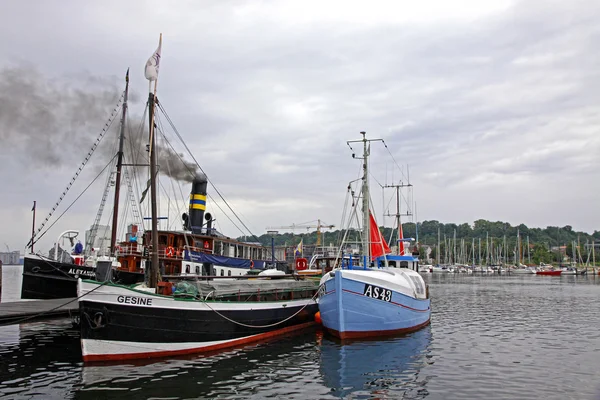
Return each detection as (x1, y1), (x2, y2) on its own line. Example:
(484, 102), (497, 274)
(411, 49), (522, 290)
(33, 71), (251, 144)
(318, 132), (431, 339)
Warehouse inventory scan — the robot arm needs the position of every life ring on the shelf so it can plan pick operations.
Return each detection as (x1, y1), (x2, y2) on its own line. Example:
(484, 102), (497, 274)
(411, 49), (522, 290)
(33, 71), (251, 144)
(116, 245), (123, 253)
(249, 260), (254, 269)
(295, 258), (308, 271)
(166, 246), (175, 257)
(203, 240), (210, 249)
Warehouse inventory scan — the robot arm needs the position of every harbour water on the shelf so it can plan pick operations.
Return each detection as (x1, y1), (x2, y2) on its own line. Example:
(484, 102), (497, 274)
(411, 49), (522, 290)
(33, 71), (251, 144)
(1, 265), (600, 399)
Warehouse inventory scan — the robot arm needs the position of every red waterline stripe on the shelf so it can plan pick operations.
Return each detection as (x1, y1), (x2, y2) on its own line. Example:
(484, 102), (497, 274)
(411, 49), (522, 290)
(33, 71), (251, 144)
(324, 318), (431, 340)
(82, 321), (316, 363)
(342, 289), (430, 312)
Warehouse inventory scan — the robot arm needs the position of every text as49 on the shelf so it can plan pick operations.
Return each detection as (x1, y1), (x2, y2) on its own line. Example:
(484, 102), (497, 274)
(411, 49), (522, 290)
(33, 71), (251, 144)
(363, 284), (392, 302)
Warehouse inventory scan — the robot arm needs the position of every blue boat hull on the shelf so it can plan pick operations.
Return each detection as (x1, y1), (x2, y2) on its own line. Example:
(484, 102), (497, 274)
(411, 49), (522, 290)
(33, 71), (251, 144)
(318, 272), (431, 339)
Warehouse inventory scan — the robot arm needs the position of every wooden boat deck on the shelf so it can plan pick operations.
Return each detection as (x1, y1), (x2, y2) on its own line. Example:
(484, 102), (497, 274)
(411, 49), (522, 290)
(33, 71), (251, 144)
(0, 298), (78, 325)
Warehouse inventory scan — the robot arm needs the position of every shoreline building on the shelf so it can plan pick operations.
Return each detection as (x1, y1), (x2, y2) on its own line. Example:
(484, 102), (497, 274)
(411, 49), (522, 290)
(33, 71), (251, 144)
(0, 250), (22, 265)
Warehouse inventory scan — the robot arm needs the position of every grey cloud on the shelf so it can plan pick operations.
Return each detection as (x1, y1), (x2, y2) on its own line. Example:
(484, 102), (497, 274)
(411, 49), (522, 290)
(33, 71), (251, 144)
(1, 0), (600, 251)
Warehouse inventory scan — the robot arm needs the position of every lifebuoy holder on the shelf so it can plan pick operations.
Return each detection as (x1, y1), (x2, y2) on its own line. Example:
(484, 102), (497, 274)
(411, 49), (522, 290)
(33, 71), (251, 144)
(296, 258), (308, 271)
(166, 246), (175, 257)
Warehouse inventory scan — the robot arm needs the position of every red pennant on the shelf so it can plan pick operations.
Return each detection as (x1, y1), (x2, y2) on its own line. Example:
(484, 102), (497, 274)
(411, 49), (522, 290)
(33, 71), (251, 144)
(369, 212), (391, 259)
(398, 221), (405, 255)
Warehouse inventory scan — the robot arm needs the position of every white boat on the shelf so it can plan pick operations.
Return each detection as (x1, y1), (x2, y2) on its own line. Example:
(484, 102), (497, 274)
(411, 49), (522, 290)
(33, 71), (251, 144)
(431, 265), (449, 273)
(511, 265), (536, 274)
(560, 267), (577, 275)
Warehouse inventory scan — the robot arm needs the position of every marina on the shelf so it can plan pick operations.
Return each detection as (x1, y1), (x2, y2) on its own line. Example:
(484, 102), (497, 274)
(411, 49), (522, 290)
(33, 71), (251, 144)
(1, 1), (600, 399)
(1, 269), (600, 399)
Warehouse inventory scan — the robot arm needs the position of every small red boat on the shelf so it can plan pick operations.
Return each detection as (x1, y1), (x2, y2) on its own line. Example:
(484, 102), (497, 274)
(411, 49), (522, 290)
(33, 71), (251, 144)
(536, 270), (562, 276)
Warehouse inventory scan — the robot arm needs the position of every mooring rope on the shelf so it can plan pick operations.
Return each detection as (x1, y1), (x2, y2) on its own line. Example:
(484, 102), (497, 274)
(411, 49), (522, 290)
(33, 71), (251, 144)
(1, 279), (110, 326)
(201, 286), (321, 329)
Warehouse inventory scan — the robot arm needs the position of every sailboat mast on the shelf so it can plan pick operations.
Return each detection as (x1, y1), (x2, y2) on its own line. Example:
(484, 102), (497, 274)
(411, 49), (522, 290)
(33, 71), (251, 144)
(517, 229), (520, 265)
(437, 227), (440, 265)
(361, 132), (370, 263)
(396, 185), (401, 255)
(110, 69), (129, 256)
(147, 33), (162, 288)
(148, 91), (159, 288)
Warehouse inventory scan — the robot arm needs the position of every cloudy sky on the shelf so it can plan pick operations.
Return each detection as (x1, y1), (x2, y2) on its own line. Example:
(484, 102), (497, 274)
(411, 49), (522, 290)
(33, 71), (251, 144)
(1, 0), (599, 253)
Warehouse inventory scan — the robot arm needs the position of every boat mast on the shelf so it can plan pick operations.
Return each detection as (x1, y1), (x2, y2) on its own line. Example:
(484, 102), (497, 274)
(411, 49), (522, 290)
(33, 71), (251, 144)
(110, 69), (130, 256)
(362, 132), (370, 264)
(147, 34), (162, 288)
(437, 227), (440, 265)
(527, 236), (531, 265)
(517, 229), (520, 265)
(347, 131), (383, 267)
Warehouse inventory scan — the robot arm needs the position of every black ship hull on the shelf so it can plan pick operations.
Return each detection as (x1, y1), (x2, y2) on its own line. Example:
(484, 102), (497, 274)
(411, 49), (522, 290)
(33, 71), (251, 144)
(21, 255), (144, 300)
(78, 280), (318, 362)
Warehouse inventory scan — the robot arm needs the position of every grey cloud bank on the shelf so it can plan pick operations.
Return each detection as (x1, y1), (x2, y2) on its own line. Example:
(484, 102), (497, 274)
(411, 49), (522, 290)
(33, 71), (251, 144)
(0, 0), (598, 251)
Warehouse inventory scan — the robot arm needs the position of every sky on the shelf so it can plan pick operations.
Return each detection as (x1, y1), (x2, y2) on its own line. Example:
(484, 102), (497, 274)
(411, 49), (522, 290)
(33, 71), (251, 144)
(1, 0), (599, 253)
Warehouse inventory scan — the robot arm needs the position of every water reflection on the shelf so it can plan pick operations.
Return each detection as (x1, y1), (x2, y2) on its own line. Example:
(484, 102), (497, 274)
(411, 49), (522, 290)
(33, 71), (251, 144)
(75, 329), (330, 400)
(319, 327), (432, 399)
(0, 319), (80, 399)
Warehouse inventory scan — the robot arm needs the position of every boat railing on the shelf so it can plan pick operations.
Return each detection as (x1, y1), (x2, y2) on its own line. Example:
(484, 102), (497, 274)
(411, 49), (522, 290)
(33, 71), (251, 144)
(183, 245), (214, 255)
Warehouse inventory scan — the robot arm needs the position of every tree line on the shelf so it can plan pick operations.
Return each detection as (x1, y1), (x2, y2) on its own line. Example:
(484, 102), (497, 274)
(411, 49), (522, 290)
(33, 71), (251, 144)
(240, 219), (599, 265)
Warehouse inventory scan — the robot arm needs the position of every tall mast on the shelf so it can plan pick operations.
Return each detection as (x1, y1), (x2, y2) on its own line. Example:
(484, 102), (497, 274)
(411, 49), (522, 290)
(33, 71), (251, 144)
(146, 33), (162, 288)
(396, 186), (400, 255)
(110, 69), (129, 256)
(517, 229), (520, 265)
(362, 132), (370, 263)
(347, 131), (384, 266)
(437, 227), (440, 265)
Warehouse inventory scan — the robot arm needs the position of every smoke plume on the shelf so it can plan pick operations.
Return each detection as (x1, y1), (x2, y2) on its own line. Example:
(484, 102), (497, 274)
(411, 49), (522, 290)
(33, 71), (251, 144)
(0, 65), (199, 183)
(0, 65), (121, 166)
(123, 124), (199, 184)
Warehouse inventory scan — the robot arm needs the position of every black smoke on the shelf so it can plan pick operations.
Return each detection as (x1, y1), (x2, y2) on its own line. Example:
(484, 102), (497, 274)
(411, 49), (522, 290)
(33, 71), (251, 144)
(0, 65), (121, 166)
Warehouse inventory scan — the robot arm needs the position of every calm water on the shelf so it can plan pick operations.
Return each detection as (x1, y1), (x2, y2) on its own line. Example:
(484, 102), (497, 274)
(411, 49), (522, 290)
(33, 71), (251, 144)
(1, 265), (600, 399)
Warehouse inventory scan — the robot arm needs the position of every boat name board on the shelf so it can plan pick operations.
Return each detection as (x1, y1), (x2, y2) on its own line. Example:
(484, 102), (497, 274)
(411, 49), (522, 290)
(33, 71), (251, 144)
(116, 295), (153, 306)
(68, 268), (95, 277)
(363, 284), (392, 302)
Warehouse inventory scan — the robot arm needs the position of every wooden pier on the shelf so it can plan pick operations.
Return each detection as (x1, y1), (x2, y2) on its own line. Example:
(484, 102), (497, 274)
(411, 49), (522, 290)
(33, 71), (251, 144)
(0, 298), (78, 325)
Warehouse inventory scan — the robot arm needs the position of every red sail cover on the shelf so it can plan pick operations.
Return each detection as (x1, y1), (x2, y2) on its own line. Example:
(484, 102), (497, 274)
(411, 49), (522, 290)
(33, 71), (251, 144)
(398, 221), (405, 255)
(369, 212), (391, 259)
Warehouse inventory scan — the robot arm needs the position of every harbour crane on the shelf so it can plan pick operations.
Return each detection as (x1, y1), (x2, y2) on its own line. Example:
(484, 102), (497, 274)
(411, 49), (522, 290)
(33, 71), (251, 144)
(267, 219), (335, 246)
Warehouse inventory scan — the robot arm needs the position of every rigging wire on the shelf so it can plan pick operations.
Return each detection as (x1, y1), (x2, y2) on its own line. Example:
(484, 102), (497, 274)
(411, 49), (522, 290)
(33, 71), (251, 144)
(86, 127), (121, 254)
(27, 96), (124, 249)
(31, 154), (119, 247)
(152, 113), (247, 236)
(155, 103), (272, 256)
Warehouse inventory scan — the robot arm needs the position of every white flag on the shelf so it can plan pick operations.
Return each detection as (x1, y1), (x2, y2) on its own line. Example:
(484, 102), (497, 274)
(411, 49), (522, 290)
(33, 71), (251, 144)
(144, 42), (162, 81)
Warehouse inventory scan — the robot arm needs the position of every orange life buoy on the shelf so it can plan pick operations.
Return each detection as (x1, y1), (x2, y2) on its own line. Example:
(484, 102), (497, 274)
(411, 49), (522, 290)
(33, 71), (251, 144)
(166, 246), (175, 257)
(250, 260), (254, 269)
(295, 258), (308, 271)
(203, 240), (210, 249)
